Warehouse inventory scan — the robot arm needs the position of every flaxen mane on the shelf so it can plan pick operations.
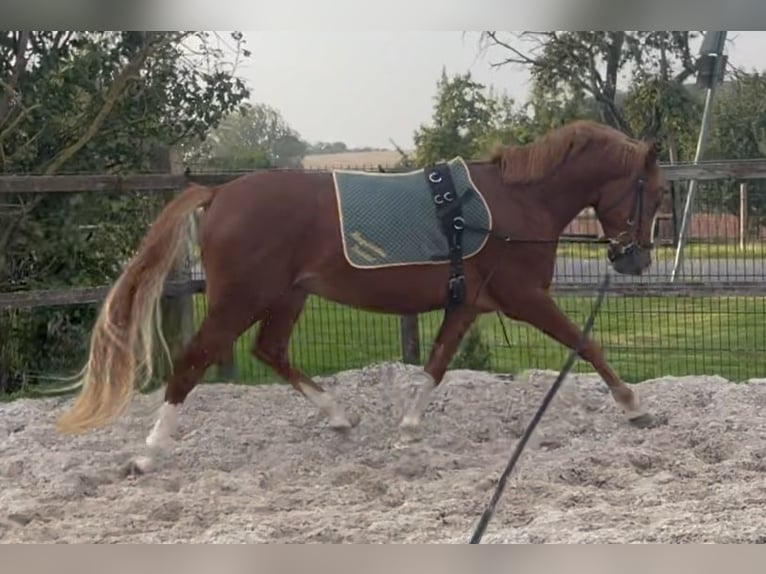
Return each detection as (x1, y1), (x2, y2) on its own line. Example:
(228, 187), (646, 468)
(490, 120), (649, 184)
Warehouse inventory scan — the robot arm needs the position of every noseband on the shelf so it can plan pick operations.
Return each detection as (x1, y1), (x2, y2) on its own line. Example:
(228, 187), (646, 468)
(600, 174), (651, 260)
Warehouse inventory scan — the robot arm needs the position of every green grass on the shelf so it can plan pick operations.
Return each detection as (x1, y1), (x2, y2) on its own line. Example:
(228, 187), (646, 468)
(193, 293), (766, 385)
(557, 241), (766, 260)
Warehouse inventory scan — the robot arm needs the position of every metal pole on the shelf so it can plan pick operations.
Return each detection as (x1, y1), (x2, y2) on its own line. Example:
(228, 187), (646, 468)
(739, 182), (748, 249)
(669, 87), (716, 281)
(669, 31), (727, 282)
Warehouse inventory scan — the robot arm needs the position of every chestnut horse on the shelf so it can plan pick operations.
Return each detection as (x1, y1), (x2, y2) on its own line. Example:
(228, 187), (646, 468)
(56, 120), (665, 473)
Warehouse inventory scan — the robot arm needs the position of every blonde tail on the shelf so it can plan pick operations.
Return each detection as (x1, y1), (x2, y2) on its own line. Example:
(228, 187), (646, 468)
(56, 184), (214, 434)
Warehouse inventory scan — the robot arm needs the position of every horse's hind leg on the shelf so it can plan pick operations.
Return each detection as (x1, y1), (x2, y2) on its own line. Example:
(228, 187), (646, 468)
(129, 295), (260, 474)
(252, 289), (355, 431)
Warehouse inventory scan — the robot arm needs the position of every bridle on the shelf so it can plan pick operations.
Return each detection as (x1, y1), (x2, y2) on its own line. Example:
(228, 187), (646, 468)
(598, 173), (653, 261)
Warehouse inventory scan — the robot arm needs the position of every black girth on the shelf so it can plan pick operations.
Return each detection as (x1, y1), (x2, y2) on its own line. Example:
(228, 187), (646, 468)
(424, 161), (468, 311)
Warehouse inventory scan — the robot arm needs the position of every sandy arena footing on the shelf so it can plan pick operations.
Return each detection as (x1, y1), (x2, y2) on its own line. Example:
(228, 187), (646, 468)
(2, 363), (766, 543)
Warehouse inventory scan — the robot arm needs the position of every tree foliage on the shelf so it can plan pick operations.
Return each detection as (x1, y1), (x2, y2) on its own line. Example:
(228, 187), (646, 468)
(703, 71), (766, 221)
(412, 69), (518, 166)
(491, 83), (600, 147)
(307, 141), (348, 155)
(412, 69), (523, 367)
(412, 68), (600, 168)
(185, 102), (308, 170)
(709, 71), (766, 160)
(621, 77), (703, 161)
(0, 31), (251, 392)
(477, 31), (766, 222)
(0, 32), (250, 174)
(479, 31), (700, 135)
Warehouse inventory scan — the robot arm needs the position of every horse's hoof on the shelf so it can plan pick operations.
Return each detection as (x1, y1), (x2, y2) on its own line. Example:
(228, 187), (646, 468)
(329, 423), (350, 433)
(329, 410), (361, 432)
(347, 412), (361, 428)
(397, 430), (423, 446)
(329, 417), (352, 433)
(391, 436), (419, 449)
(121, 456), (152, 477)
(629, 413), (657, 429)
(398, 417), (424, 443)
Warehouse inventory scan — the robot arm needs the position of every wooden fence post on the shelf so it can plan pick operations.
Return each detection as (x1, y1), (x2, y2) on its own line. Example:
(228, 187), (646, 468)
(217, 346), (237, 381)
(739, 182), (748, 250)
(157, 149), (195, 381)
(400, 314), (420, 364)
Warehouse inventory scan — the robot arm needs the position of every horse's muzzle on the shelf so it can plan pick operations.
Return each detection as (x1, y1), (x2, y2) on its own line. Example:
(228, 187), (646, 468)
(607, 243), (652, 276)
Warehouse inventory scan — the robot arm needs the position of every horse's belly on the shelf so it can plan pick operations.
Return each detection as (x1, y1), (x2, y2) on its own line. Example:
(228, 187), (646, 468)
(298, 266), (499, 315)
(300, 275), (441, 315)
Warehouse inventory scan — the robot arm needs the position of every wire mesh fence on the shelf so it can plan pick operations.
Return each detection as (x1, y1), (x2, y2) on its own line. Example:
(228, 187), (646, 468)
(190, 176), (766, 385)
(1, 169), (765, 395)
(192, 289), (766, 385)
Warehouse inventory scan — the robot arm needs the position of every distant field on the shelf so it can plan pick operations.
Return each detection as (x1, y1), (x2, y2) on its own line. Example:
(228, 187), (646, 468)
(301, 150), (409, 170)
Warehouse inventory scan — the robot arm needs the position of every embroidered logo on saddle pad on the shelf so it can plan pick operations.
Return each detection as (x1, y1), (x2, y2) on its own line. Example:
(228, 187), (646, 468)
(332, 156), (492, 269)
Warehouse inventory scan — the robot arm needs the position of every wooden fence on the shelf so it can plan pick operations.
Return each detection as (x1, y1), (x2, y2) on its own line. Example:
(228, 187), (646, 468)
(2, 158), (766, 367)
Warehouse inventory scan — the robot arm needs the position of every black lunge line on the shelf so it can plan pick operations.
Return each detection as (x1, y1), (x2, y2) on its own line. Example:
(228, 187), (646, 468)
(468, 272), (612, 544)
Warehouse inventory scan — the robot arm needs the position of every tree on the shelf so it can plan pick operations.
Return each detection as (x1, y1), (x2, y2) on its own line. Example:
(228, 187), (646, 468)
(709, 71), (766, 160)
(412, 69), (522, 367)
(187, 103), (308, 170)
(621, 77), (703, 162)
(1, 32), (250, 175)
(412, 68), (518, 166)
(0, 31), (251, 392)
(412, 68), (600, 171)
(307, 141), (348, 155)
(479, 31), (701, 136)
(489, 82), (600, 148)
(702, 71), (766, 223)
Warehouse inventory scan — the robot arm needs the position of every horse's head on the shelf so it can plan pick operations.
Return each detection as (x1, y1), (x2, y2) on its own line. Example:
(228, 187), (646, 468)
(592, 138), (664, 276)
(490, 120), (665, 276)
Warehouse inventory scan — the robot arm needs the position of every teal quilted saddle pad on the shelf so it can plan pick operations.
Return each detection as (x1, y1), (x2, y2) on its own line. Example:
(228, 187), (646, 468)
(332, 157), (492, 269)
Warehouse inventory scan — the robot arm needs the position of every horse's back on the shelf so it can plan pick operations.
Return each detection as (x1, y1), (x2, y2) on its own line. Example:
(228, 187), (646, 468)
(198, 169), (341, 273)
(203, 169), (334, 230)
(212, 169), (334, 208)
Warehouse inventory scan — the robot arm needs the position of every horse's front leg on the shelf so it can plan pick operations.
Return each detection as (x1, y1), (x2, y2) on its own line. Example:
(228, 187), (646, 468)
(399, 305), (478, 439)
(500, 287), (655, 428)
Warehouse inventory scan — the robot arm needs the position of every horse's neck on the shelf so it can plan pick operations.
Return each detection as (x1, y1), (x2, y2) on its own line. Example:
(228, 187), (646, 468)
(542, 178), (599, 237)
(475, 161), (603, 238)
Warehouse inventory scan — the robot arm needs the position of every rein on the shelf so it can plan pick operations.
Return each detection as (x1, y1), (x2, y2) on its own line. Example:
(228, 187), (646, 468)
(461, 172), (649, 249)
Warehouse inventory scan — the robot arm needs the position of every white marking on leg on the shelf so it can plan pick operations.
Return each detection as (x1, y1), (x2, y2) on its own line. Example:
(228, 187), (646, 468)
(145, 402), (179, 451)
(126, 402), (180, 475)
(400, 371), (436, 431)
(300, 384), (351, 429)
(130, 455), (154, 474)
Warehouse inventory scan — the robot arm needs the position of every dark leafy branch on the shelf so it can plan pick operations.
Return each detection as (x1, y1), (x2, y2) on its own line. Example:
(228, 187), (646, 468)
(479, 31), (701, 136)
(0, 31), (252, 391)
(43, 33), (168, 175)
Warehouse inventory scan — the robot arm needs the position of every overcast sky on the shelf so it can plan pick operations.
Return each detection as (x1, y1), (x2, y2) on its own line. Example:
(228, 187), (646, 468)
(237, 31), (765, 150)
